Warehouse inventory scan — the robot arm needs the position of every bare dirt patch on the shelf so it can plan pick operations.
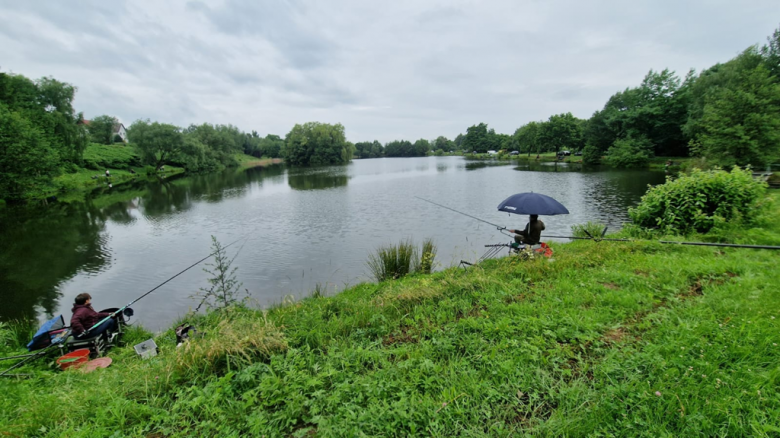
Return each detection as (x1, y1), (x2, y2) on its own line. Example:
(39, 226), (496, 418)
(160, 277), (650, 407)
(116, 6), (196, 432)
(603, 327), (630, 343)
(602, 282), (620, 290)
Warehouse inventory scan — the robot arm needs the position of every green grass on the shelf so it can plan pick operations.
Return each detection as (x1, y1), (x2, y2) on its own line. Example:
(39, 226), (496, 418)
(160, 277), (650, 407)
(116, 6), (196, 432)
(1, 194), (779, 436)
(233, 153), (284, 168)
(82, 143), (141, 170)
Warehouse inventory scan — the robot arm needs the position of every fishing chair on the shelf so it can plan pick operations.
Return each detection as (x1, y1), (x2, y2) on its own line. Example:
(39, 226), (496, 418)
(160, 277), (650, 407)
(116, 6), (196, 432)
(66, 308), (133, 357)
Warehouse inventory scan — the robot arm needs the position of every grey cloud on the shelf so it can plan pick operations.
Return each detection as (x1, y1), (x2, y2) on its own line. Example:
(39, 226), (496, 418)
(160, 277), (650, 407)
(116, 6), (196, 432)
(1, 0), (778, 142)
(188, 0), (337, 70)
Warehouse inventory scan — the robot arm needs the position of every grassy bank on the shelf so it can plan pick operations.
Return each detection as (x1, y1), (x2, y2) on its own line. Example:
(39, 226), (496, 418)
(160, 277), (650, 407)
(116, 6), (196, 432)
(465, 152), (695, 168)
(17, 144), (276, 202)
(1, 194), (779, 436)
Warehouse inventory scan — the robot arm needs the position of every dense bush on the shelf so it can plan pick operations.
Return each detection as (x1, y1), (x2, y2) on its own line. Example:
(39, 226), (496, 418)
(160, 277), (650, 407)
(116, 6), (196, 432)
(581, 144), (602, 165)
(629, 167), (766, 233)
(604, 135), (652, 168)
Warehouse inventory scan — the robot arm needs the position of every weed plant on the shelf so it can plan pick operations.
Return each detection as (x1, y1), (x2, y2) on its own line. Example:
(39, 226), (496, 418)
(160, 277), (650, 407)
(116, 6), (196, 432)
(414, 238), (438, 274)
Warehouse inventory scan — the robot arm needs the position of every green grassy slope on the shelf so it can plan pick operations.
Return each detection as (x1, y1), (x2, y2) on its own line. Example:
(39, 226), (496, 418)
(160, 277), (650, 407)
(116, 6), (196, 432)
(1, 195), (779, 437)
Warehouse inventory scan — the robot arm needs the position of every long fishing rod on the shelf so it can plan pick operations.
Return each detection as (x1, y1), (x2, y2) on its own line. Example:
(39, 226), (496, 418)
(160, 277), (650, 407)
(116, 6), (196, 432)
(417, 198), (780, 251)
(415, 197), (507, 230)
(82, 237), (246, 337)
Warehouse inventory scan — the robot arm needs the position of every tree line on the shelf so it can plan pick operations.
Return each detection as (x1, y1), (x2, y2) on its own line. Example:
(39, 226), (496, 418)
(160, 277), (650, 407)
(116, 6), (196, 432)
(515, 26), (780, 168)
(2, 26), (778, 200)
(351, 25), (780, 168)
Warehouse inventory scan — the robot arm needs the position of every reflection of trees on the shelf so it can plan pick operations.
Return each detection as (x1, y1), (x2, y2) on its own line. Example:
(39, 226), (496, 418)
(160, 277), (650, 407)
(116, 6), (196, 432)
(287, 167), (349, 191)
(0, 164), (290, 324)
(465, 161), (513, 171)
(0, 202), (109, 322)
(138, 164), (287, 216)
(513, 162), (584, 173)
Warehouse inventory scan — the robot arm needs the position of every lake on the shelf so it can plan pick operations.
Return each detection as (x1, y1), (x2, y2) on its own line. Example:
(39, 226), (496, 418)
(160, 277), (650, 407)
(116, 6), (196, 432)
(0, 157), (665, 331)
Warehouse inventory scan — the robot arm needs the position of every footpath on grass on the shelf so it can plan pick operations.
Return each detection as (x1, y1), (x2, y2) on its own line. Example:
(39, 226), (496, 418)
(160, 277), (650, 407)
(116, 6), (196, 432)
(1, 194), (778, 437)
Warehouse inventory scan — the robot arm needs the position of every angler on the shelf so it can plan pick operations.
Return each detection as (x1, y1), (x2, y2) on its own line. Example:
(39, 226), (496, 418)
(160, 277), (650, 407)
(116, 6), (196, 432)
(416, 196), (780, 258)
(0, 237), (244, 377)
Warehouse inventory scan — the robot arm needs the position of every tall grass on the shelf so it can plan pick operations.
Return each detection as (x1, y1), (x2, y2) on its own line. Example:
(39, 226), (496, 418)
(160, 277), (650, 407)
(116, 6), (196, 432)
(366, 239), (417, 281)
(414, 238), (437, 274)
(571, 221), (607, 238)
(367, 238), (438, 281)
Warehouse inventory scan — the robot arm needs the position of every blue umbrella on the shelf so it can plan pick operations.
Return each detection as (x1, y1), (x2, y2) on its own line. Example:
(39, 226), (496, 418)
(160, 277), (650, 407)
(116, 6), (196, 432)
(497, 192), (569, 216)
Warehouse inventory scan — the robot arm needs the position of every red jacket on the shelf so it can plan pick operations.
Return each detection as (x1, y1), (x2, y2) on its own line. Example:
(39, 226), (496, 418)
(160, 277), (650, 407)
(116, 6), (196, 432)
(70, 304), (110, 337)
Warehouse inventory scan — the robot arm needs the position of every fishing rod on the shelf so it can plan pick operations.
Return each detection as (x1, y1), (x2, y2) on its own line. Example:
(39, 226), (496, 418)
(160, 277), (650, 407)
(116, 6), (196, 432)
(81, 237), (246, 337)
(415, 197), (507, 231)
(0, 344), (58, 377)
(417, 198), (780, 251)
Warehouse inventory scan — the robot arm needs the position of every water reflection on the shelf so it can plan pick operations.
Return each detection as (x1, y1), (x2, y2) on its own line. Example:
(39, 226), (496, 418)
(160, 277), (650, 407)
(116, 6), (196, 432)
(0, 164), (288, 323)
(288, 167), (349, 191)
(465, 161), (514, 171)
(0, 158), (666, 330)
(0, 202), (110, 322)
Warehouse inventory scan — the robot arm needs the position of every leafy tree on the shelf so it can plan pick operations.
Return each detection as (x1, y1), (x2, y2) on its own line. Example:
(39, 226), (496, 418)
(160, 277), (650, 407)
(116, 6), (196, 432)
(586, 69), (690, 157)
(0, 73), (87, 164)
(514, 122), (540, 156)
(463, 123), (490, 153)
(259, 134), (284, 158)
(453, 133), (465, 150)
(184, 123), (243, 168)
(34, 77), (89, 162)
(695, 62), (780, 167)
(88, 115), (118, 145)
(0, 105), (59, 200)
(604, 135), (653, 168)
(128, 120), (184, 169)
(761, 25), (780, 78)
(384, 140), (415, 157)
(538, 113), (583, 154)
(433, 136), (453, 152)
(581, 144), (602, 165)
(413, 139), (430, 156)
(283, 122), (352, 166)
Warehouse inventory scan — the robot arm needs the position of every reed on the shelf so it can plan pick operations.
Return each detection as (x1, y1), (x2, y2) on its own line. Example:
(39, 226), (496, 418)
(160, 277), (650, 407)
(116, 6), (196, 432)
(366, 239), (416, 281)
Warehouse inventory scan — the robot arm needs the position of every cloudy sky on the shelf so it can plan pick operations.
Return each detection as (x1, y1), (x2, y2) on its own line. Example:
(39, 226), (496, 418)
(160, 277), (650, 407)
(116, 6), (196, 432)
(1, 1), (777, 143)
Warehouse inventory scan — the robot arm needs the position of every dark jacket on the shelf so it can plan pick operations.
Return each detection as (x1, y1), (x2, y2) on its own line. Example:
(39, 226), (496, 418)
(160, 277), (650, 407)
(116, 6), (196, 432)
(518, 219), (546, 244)
(70, 304), (110, 337)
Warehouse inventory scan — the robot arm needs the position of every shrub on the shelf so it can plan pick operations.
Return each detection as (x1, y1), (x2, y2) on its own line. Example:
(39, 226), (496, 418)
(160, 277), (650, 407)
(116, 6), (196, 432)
(604, 135), (652, 168)
(581, 144), (602, 165)
(192, 236), (247, 311)
(628, 167), (767, 234)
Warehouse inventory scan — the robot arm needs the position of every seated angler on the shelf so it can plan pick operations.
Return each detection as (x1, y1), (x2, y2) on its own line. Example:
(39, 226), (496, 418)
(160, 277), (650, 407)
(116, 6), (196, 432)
(70, 293), (117, 339)
(509, 214), (546, 246)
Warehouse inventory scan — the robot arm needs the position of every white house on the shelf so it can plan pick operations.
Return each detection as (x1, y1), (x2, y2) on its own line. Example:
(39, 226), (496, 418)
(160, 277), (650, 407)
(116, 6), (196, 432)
(113, 123), (128, 143)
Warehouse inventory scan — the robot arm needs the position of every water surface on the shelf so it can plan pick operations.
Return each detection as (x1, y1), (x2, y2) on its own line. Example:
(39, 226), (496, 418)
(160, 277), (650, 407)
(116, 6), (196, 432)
(0, 157), (665, 330)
